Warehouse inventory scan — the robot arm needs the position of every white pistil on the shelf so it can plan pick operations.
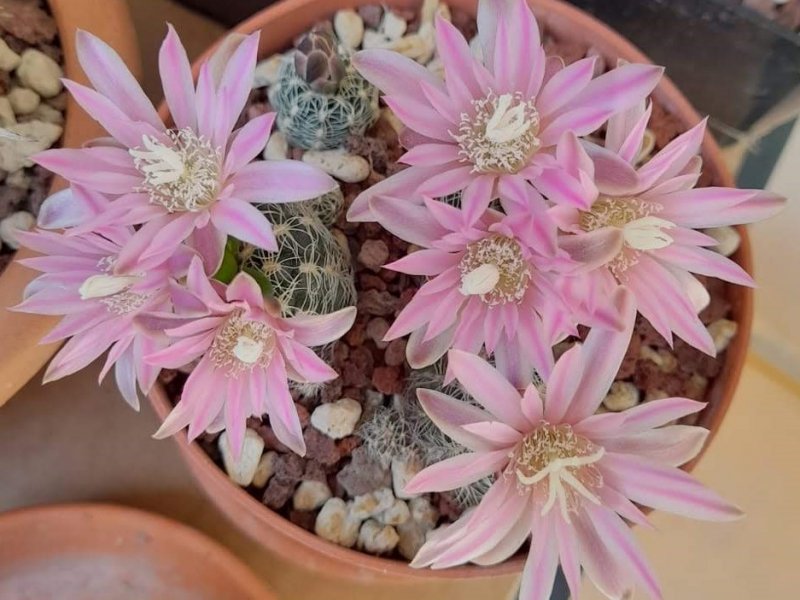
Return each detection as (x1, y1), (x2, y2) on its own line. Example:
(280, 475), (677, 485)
(129, 135), (185, 185)
(232, 335), (264, 365)
(622, 216), (676, 251)
(485, 93), (531, 143)
(459, 263), (500, 296)
(79, 274), (140, 300)
(130, 128), (221, 213)
(516, 447), (605, 523)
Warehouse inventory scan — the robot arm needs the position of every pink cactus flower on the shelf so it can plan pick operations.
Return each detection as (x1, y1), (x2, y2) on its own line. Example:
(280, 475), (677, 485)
(372, 185), (585, 385)
(146, 258), (356, 457)
(34, 27), (337, 273)
(13, 187), (193, 408)
(348, 0), (663, 224)
(405, 291), (742, 600)
(551, 103), (785, 354)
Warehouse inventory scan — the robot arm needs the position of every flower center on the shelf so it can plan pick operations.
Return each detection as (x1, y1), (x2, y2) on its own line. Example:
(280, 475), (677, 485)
(459, 234), (530, 305)
(508, 423), (604, 523)
(579, 195), (675, 276)
(209, 310), (276, 375)
(130, 128), (221, 213)
(579, 195), (674, 250)
(453, 91), (541, 174)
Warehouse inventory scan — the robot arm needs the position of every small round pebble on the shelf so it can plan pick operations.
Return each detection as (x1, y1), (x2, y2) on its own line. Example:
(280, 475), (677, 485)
(218, 429), (265, 487)
(708, 319), (738, 353)
(705, 226), (741, 257)
(293, 480), (333, 511)
(315, 498), (361, 548)
(602, 381), (640, 412)
(16, 49), (63, 98)
(302, 149), (371, 183)
(334, 9), (365, 50)
(310, 397), (362, 439)
(358, 519), (399, 555)
(251, 451), (278, 488)
(8, 87), (40, 115)
(0, 211), (35, 249)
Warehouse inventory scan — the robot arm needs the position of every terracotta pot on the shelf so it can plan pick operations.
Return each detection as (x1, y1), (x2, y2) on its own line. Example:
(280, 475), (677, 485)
(0, 0), (141, 407)
(0, 503), (276, 599)
(148, 0), (753, 598)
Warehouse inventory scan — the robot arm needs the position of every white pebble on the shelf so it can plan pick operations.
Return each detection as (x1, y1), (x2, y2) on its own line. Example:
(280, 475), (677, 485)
(0, 39), (21, 71)
(0, 98), (16, 127)
(358, 519), (399, 555)
(334, 9), (365, 50)
(315, 498), (361, 548)
(708, 319), (738, 353)
(602, 381), (640, 412)
(303, 149), (370, 183)
(0, 211), (35, 249)
(645, 388), (670, 403)
(253, 54), (284, 89)
(251, 451), (278, 488)
(409, 496), (438, 530)
(705, 226), (741, 257)
(16, 49), (63, 98)
(380, 499), (411, 526)
(639, 345), (678, 373)
(391, 456), (422, 499)
(393, 30), (436, 64)
(8, 87), (40, 115)
(397, 521), (426, 560)
(293, 480), (333, 511)
(310, 397), (363, 439)
(362, 29), (391, 50)
(32, 102), (64, 125)
(218, 429), (265, 487)
(381, 11), (408, 41)
(351, 487), (395, 520)
(263, 130), (288, 160)
(0, 120), (62, 172)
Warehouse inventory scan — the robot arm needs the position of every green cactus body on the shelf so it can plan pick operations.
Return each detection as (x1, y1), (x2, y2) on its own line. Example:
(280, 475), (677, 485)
(270, 58), (379, 151)
(243, 202), (356, 318)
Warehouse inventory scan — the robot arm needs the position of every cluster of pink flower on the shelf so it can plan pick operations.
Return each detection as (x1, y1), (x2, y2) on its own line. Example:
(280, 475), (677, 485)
(14, 28), (356, 458)
(346, 0), (782, 597)
(12, 0), (785, 597)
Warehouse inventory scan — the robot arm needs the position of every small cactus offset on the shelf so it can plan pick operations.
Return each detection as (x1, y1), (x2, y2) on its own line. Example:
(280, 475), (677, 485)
(243, 202), (356, 318)
(270, 27), (379, 150)
(358, 361), (493, 509)
(293, 23), (347, 94)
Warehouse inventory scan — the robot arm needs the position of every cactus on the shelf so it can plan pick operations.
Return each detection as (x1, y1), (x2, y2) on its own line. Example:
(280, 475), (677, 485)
(269, 30), (379, 150)
(242, 202), (356, 318)
(293, 23), (347, 94)
(300, 186), (345, 228)
(357, 360), (493, 509)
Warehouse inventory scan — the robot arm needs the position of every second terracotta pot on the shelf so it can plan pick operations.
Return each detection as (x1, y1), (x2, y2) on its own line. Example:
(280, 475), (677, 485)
(0, 0), (141, 407)
(148, 1), (753, 599)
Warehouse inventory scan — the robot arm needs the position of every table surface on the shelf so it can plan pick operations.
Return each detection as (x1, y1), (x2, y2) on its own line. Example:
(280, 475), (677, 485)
(2, 1), (800, 598)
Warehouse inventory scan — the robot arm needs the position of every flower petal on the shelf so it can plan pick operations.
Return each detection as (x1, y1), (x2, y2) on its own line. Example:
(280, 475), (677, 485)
(602, 452), (744, 521)
(229, 160), (337, 204)
(211, 198), (277, 251)
(159, 24), (197, 130)
(416, 388), (497, 452)
(404, 450), (509, 494)
(447, 349), (528, 431)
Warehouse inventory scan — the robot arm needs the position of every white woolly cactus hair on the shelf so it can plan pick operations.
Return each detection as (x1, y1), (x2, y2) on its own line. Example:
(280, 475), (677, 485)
(269, 59), (379, 150)
(358, 361), (493, 509)
(244, 202), (356, 318)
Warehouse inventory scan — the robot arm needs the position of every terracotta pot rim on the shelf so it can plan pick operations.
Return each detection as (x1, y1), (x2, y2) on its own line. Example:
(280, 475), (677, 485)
(150, 0), (753, 582)
(0, 502), (275, 598)
(0, 0), (141, 407)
